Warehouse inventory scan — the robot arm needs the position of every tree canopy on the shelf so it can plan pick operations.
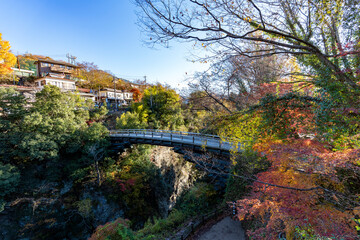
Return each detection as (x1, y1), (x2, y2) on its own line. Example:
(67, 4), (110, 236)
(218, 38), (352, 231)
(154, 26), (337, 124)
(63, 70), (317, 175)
(136, 0), (360, 98)
(75, 62), (130, 90)
(117, 84), (184, 130)
(0, 33), (16, 75)
(136, 0), (360, 237)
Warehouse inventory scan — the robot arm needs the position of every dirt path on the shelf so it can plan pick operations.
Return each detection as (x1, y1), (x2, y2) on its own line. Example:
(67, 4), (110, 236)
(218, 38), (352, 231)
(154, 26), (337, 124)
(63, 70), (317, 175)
(195, 217), (245, 240)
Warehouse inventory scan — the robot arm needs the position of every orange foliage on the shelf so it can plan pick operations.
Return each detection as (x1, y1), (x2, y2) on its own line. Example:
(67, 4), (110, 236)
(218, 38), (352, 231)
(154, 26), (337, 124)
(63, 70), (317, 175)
(236, 139), (359, 239)
(130, 87), (143, 102)
(246, 82), (314, 105)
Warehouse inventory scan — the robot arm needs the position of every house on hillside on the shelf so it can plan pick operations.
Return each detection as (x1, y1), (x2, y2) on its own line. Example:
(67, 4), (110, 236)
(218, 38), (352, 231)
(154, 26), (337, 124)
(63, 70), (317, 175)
(11, 68), (36, 78)
(96, 88), (133, 108)
(34, 59), (79, 91)
(2, 68), (36, 86)
(77, 88), (96, 102)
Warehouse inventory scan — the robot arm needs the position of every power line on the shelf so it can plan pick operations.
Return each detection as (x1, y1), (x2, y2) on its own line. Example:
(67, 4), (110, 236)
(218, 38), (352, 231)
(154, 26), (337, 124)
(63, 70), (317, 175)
(115, 74), (147, 79)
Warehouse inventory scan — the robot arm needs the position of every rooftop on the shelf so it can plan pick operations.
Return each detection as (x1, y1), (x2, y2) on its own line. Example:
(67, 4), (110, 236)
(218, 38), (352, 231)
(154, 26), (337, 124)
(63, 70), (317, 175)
(34, 76), (76, 82)
(101, 88), (132, 93)
(35, 58), (79, 68)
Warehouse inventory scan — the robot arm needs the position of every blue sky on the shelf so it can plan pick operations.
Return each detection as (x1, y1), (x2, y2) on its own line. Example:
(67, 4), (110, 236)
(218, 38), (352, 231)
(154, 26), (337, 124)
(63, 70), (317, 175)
(0, 0), (207, 88)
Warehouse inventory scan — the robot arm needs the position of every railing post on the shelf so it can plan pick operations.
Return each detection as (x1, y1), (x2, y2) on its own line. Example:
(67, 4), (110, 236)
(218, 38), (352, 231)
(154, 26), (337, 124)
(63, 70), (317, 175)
(233, 201), (236, 215)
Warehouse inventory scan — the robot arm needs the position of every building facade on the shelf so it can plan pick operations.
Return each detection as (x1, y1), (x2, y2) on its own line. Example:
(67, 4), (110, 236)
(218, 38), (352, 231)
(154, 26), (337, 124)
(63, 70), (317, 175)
(34, 59), (79, 91)
(96, 88), (133, 108)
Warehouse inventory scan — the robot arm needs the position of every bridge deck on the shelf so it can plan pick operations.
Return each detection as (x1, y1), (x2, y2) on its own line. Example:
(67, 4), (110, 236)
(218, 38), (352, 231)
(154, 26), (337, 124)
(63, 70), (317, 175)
(109, 129), (241, 153)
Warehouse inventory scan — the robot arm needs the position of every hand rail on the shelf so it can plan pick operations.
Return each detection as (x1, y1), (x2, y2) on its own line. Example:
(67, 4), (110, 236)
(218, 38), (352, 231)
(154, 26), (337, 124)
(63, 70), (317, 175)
(109, 129), (243, 152)
(109, 129), (243, 143)
(109, 129), (221, 139)
(170, 205), (229, 240)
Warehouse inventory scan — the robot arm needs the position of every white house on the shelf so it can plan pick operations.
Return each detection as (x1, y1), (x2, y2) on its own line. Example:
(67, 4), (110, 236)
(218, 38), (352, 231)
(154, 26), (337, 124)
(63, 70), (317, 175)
(96, 88), (133, 107)
(34, 76), (76, 91)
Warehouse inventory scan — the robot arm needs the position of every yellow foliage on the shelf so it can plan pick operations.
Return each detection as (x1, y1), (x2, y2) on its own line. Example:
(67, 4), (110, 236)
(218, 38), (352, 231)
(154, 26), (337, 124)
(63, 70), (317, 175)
(0, 33), (16, 75)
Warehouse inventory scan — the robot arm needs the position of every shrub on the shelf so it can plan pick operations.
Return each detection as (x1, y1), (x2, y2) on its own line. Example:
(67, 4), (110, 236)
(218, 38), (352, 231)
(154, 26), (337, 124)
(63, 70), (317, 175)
(0, 163), (20, 211)
(89, 218), (134, 240)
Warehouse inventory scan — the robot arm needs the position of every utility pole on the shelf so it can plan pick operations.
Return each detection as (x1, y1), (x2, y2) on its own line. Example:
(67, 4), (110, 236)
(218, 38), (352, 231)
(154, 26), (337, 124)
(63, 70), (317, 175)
(113, 76), (118, 111)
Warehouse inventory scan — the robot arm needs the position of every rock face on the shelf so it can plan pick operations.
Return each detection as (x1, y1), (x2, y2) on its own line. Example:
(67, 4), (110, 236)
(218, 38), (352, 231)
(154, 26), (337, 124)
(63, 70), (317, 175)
(80, 189), (125, 230)
(149, 146), (199, 217)
(0, 146), (199, 239)
(0, 186), (126, 240)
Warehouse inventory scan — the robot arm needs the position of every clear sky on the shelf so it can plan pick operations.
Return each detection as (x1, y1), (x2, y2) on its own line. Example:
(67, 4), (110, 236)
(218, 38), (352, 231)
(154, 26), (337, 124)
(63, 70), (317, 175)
(0, 0), (207, 88)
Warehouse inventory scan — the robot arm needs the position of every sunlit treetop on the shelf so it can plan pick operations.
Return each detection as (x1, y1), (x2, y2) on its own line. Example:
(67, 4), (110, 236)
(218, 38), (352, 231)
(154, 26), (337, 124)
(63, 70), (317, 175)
(0, 33), (16, 75)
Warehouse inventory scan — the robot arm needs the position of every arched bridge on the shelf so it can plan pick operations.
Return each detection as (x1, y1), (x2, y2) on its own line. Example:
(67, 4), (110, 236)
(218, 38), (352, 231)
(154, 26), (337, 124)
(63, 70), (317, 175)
(109, 129), (241, 155)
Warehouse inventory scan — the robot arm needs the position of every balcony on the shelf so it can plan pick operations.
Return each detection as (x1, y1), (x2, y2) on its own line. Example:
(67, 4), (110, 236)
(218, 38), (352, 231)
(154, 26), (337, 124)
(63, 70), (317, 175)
(50, 65), (73, 74)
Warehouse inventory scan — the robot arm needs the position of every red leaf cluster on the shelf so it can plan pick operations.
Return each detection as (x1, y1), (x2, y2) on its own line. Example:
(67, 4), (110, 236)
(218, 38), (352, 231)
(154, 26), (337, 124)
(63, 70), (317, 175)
(236, 139), (359, 238)
(115, 178), (136, 192)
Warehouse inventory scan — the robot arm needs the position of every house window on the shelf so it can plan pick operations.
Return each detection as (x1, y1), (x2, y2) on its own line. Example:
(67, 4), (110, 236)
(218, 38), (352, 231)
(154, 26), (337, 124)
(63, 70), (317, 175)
(60, 65), (65, 68)
(42, 63), (49, 67)
(67, 66), (72, 70)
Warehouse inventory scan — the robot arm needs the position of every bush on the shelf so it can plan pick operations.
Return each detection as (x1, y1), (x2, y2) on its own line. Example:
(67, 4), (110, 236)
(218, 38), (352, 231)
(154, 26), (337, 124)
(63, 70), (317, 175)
(175, 182), (219, 215)
(89, 218), (135, 240)
(116, 111), (147, 129)
(139, 209), (187, 236)
(0, 162), (20, 211)
(136, 182), (221, 239)
(76, 198), (93, 218)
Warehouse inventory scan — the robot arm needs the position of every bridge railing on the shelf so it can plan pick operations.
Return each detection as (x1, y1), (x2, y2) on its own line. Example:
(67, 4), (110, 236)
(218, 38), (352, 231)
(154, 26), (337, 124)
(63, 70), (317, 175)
(109, 129), (243, 151)
(110, 129), (220, 139)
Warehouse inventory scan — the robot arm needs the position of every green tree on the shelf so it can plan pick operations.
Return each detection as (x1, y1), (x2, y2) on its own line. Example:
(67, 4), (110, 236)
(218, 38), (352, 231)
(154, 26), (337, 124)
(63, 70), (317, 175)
(141, 84), (184, 130)
(81, 122), (109, 185)
(18, 85), (90, 161)
(89, 106), (108, 121)
(0, 162), (20, 211)
(0, 87), (27, 162)
(116, 111), (148, 129)
(116, 84), (184, 130)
